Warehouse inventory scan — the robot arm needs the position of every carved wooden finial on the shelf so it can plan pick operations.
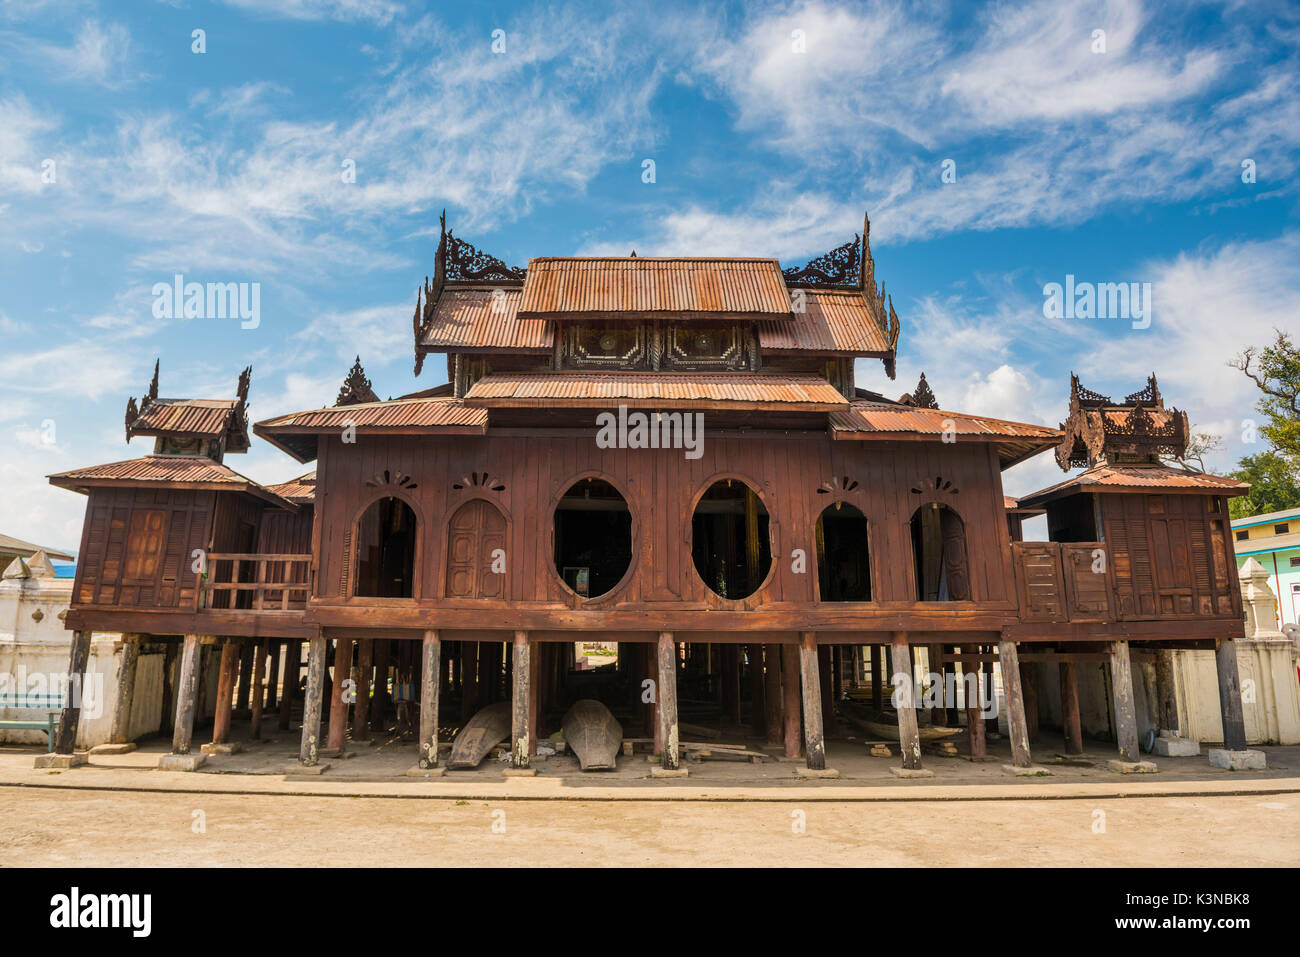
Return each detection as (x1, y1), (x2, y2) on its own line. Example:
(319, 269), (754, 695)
(911, 372), (938, 409)
(236, 365), (252, 406)
(145, 358), (159, 407)
(337, 356), (379, 406)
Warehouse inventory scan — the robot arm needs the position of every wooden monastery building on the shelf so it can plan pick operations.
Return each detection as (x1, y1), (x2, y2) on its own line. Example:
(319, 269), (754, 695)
(42, 212), (1254, 776)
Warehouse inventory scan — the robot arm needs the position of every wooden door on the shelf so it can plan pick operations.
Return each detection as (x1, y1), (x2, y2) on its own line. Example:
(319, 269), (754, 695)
(124, 509), (166, 581)
(445, 500), (507, 599)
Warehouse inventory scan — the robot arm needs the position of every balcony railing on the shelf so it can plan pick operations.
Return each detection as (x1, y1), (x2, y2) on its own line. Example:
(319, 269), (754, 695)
(199, 554), (312, 614)
(1012, 542), (1114, 623)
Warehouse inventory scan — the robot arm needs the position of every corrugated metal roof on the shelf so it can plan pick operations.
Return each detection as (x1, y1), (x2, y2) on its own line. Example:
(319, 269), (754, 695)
(256, 397), (488, 430)
(1019, 463), (1250, 508)
(757, 288), (888, 354)
(518, 258), (793, 318)
(130, 398), (237, 437)
(420, 286), (552, 353)
(48, 455), (291, 507)
(0, 533), (75, 561)
(266, 471), (316, 504)
(830, 402), (1061, 439)
(464, 372), (848, 410)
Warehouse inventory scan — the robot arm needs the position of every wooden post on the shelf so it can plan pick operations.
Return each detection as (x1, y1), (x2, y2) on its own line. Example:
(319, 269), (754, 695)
(278, 639), (300, 732)
(943, 646), (959, 727)
(211, 640), (240, 745)
(52, 630), (92, 754)
(927, 643), (946, 727)
(817, 644), (834, 731)
(460, 641), (479, 722)
(352, 638), (372, 741)
(371, 639), (391, 732)
(1214, 639), (1248, 752)
(1059, 660), (1084, 755)
(511, 631), (531, 768)
(982, 647), (998, 734)
(657, 632), (679, 770)
(159, 640), (178, 735)
(763, 644), (782, 746)
(108, 635), (141, 745)
(891, 632), (922, 770)
(800, 633), (826, 770)
(870, 644), (882, 712)
(1109, 640), (1140, 761)
(781, 643), (802, 758)
(749, 644), (766, 737)
(298, 633), (327, 765)
(1021, 658), (1040, 741)
(998, 640), (1033, 767)
(235, 641), (254, 716)
(964, 653), (986, 758)
(265, 639), (280, 711)
(418, 631), (441, 768)
(249, 638), (268, 740)
(326, 638), (353, 752)
(1154, 649), (1179, 734)
(171, 634), (203, 755)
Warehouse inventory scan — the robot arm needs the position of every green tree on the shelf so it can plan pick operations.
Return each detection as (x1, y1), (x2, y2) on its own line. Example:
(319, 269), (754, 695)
(1228, 451), (1300, 520)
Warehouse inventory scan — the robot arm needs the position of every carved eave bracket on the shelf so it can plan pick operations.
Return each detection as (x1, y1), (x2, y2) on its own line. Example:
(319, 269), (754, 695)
(124, 358), (160, 442)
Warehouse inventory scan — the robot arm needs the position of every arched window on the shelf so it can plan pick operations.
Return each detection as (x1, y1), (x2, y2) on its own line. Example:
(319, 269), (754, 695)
(354, 497), (417, 598)
(553, 478), (632, 599)
(910, 503), (970, 601)
(691, 479), (771, 600)
(816, 502), (871, 601)
(445, 499), (507, 599)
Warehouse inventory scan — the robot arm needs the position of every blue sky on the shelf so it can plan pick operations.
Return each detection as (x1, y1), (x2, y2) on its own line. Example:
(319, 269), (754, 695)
(2, 0), (1298, 551)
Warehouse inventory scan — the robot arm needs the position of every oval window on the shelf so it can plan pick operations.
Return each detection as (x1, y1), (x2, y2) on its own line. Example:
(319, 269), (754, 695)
(691, 480), (771, 599)
(553, 478), (632, 599)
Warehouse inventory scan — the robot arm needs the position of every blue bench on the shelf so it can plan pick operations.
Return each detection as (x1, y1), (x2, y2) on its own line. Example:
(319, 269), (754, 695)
(0, 693), (65, 752)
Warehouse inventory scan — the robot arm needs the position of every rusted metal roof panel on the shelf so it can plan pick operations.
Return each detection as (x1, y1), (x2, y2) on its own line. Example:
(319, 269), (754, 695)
(1019, 464), (1250, 508)
(256, 397), (488, 431)
(47, 455), (292, 507)
(130, 398), (236, 437)
(829, 402), (1061, 439)
(464, 372), (847, 410)
(518, 258), (793, 318)
(757, 289), (888, 354)
(266, 471), (316, 504)
(421, 286), (552, 352)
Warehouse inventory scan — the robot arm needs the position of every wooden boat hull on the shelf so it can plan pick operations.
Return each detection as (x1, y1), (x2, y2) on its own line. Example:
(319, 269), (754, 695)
(839, 703), (964, 742)
(447, 701), (512, 769)
(562, 699), (623, 771)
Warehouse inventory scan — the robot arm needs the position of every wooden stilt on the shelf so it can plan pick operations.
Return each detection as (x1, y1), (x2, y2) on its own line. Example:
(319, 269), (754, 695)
(749, 644), (766, 736)
(52, 630), (92, 755)
(249, 638), (268, 740)
(817, 644), (834, 732)
(159, 640), (178, 735)
(265, 640), (280, 711)
(999, 640), (1033, 767)
(870, 644), (882, 712)
(763, 644), (782, 746)
(371, 639), (391, 732)
(108, 635), (140, 745)
(511, 631), (531, 768)
(1108, 640), (1139, 762)
(657, 632), (679, 770)
(528, 638), (541, 756)
(235, 642), (254, 716)
(1059, 660), (1084, 755)
(352, 638), (372, 741)
(800, 633), (826, 770)
(211, 640), (240, 745)
(298, 633), (327, 765)
(278, 639), (300, 732)
(418, 631), (441, 768)
(891, 632), (922, 770)
(1021, 658), (1040, 741)
(943, 646), (960, 727)
(172, 634), (203, 755)
(964, 651), (986, 758)
(983, 646), (999, 734)
(1214, 639), (1248, 752)
(326, 638), (353, 751)
(781, 643), (802, 758)
(927, 643), (946, 727)
(460, 641), (478, 721)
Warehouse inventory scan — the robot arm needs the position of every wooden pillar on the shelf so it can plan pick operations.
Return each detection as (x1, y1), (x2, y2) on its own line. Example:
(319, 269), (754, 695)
(781, 643), (802, 758)
(249, 638), (268, 740)
(265, 640), (280, 711)
(817, 644), (834, 731)
(998, 640), (1033, 767)
(964, 652), (986, 758)
(1108, 640), (1140, 761)
(418, 631), (441, 768)
(352, 638), (372, 741)
(235, 641), (254, 715)
(159, 640), (178, 735)
(943, 646), (960, 727)
(326, 638), (353, 752)
(511, 631), (531, 769)
(460, 641), (479, 721)
(210, 640), (240, 745)
(1021, 658), (1040, 741)
(1154, 649), (1178, 734)
(52, 630), (93, 754)
(1059, 660), (1084, 755)
(108, 635), (141, 745)
(927, 643), (946, 726)
(800, 633), (826, 770)
(371, 639), (391, 732)
(982, 646), (998, 734)
(749, 644), (766, 736)
(529, 638), (541, 755)
(763, 644), (782, 746)
(1214, 639), (1248, 752)
(298, 633), (327, 765)
(278, 639), (300, 732)
(870, 644), (882, 712)
(891, 632), (922, 770)
(657, 632), (680, 770)
(171, 634), (203, 755)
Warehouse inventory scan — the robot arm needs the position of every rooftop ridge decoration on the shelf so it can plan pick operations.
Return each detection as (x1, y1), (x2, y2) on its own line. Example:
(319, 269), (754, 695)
(336, 356), (379, 406)
(782, 234), (861, 287)
(123, 358), (161, 441)
(1056, 372), (1188, 471)
(899, 372), (938, 409)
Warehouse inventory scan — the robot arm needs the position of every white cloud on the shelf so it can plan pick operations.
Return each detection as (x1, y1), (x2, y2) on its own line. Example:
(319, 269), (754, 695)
(219, 0), (403, 25)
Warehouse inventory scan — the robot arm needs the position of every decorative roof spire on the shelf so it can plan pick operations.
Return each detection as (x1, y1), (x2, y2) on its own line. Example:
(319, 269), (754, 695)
(337, 356), (379, 406)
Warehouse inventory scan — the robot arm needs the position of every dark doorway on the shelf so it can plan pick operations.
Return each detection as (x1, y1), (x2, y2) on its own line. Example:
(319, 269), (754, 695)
(691, 480), (771, 600)
(355, 497), (417, 598)
(816, 502), (871, 601)
(910, 503), (970, 601)
(553, 478), (632, 599)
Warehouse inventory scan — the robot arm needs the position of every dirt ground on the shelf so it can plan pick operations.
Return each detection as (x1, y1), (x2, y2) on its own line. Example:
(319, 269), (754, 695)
(3, 786), (1297, 866)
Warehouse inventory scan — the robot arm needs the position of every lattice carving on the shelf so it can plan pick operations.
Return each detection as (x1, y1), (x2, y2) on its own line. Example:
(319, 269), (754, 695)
(783, 235), (861, 287)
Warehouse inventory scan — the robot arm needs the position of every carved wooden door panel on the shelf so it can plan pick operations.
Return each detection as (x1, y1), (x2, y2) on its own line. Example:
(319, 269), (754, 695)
(445, 500), (507, 599)
(939, 509), (971, 601)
